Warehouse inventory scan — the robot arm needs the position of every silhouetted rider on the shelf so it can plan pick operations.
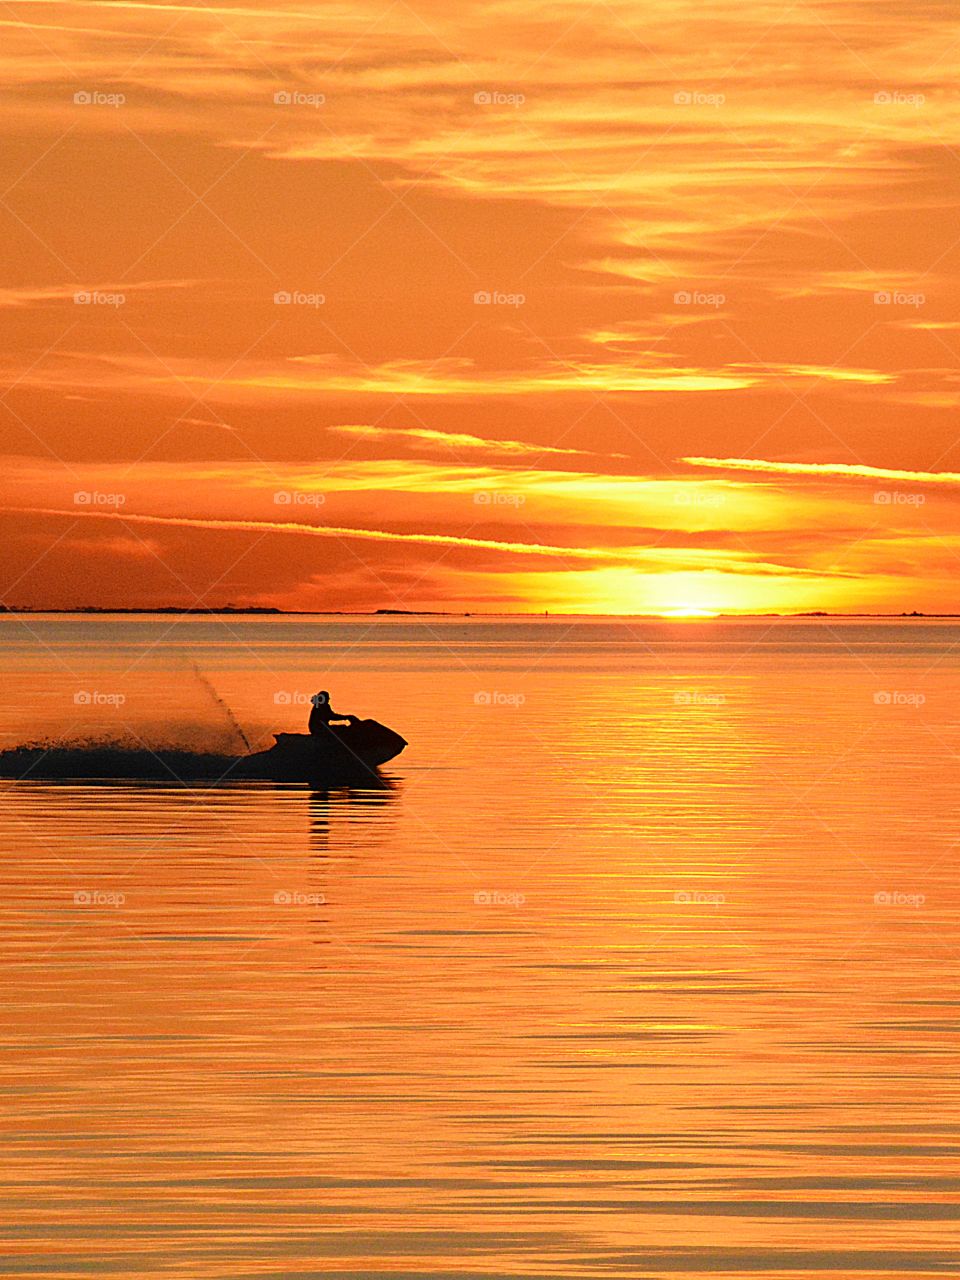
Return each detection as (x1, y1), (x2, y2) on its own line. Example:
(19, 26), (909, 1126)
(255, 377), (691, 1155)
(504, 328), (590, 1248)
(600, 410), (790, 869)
(309, 691), (357, 734)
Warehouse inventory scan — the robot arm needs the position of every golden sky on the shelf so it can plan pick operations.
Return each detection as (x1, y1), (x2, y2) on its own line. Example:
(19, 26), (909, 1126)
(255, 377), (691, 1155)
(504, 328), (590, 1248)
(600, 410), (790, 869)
(3, 0), (960, 612)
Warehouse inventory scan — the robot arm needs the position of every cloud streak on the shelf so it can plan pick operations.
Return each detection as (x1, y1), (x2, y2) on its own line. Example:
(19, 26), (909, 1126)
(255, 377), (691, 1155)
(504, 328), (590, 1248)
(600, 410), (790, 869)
(682, 457), (960, 486)
(0, 279), (204, 309)
(3, 505), (845, 579)
(328, 423), (625, 459)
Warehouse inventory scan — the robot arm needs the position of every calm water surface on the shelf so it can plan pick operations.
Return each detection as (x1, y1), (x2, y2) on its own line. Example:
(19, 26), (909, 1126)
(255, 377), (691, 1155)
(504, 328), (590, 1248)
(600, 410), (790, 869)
(1, 616), (958, 1278)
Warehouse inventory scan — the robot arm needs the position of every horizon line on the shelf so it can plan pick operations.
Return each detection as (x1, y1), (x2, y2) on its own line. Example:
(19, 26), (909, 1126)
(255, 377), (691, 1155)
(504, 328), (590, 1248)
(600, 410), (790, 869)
(0, 607), (949, 620)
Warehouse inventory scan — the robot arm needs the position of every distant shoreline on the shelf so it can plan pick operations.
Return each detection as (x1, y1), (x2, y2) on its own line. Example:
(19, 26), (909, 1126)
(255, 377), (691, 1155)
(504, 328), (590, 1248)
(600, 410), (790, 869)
(0, 607), (955, 620)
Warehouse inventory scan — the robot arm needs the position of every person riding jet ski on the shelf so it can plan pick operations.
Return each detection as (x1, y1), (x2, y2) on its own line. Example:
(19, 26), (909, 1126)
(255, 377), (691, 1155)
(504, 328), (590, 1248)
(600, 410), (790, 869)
(308, 690), (358, 734)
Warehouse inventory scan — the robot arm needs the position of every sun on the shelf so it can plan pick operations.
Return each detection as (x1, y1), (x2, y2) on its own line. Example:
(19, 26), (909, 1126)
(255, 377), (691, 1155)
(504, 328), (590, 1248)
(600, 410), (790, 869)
(659, 605), (720, 618)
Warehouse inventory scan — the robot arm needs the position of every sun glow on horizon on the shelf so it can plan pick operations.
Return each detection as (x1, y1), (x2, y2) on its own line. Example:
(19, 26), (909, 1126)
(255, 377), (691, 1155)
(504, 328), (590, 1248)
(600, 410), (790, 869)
(658, 606), (721, 618)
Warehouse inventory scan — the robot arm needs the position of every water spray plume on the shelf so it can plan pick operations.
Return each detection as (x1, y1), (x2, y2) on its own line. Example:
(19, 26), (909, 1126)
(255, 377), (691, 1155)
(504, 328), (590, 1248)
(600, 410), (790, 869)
(190, 664), (251, 752)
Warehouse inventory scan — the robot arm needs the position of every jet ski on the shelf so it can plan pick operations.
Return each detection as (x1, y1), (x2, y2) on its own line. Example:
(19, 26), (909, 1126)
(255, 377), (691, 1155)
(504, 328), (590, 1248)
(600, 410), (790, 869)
(0, 719), (407, 784)
(235, 721), (407, 781)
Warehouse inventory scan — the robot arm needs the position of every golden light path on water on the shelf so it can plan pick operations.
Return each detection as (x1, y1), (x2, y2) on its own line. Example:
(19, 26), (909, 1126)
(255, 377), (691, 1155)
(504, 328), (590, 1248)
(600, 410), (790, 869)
(0, 615), (958, 1279)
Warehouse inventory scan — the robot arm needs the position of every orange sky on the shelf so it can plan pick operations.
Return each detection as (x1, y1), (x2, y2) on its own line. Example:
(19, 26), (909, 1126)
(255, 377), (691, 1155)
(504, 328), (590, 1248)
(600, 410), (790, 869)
(2, 0), (960, 613)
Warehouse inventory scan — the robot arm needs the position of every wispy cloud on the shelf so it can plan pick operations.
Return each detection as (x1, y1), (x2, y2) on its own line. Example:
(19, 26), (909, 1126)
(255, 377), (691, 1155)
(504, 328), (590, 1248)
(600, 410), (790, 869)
(328, 423), (625, 459)
(729, 363), (893, 386)
(683, 457), (960, 486)
(0, 351), (756, 399)
(2, 505), (848, 579)
(0, 279), (204, 309)
(6, 503), (632, 563)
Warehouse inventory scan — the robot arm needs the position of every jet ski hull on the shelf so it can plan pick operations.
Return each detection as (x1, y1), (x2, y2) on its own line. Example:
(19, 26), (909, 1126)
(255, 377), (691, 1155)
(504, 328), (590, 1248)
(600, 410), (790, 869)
(0, 720), (407, 784)
(236, 722), (407, 781)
